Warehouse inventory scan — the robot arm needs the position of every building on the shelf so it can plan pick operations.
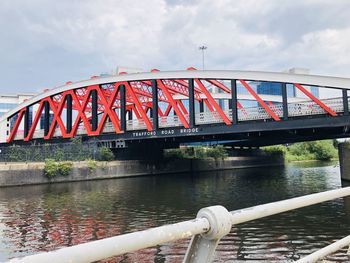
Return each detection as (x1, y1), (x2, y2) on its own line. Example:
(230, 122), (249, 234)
(257, 68), (319, 98)
(0, 93), (36, 118)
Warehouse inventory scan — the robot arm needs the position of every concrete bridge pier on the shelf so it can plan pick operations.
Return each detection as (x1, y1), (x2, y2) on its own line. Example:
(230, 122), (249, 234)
(111, 141), (179, 161)
(338, 143), (350, 181)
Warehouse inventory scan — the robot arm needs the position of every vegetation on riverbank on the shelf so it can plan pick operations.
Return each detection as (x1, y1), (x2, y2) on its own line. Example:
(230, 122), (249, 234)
(164, 145), (229, 160)
(263, 140), (338, 162)
(2, 137), (115, 162)
(44, 159), (73, 178)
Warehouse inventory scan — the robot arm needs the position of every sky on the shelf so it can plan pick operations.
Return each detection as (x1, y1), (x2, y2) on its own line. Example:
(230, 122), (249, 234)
(1, 0), (350, 94)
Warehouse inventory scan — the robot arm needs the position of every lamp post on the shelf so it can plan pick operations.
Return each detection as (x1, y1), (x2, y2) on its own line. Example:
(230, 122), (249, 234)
(199, 46), (207, 70)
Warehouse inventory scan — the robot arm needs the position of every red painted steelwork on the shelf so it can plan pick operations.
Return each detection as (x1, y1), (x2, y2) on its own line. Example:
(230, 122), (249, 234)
(194, 79), (231, 125)
(157, 80), (190, 128)
(7, 108), (25, 143)
(9, 70), (333, 143)
(239, 80), (281, 121)
(124, 82), (153, 131)
(294, 83), (337, 117)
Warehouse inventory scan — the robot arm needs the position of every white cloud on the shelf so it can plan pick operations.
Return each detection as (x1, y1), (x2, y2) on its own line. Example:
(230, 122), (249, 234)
(0, 0), (350, 92)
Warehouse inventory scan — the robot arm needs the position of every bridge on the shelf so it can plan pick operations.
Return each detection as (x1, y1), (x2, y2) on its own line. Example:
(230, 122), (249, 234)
(1, 68), (350, 147)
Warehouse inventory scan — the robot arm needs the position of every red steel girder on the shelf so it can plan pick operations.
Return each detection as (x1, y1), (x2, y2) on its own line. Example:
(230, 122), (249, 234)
(7, 109), (25, 143)
(24, 101), (45, 141)
(91, 84), (122, 134)
(239, 80), (280, 121)
(45, 94), (71, 139)
(69, 89), (95, 137)
(157, 79), (190, 128)
(294, 83), (337, 117)
(124, 82), (153, 131)
(194, 79), (231, 125)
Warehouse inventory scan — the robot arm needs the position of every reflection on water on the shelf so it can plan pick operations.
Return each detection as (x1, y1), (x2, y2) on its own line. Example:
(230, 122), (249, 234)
(0, 161), (349, 262)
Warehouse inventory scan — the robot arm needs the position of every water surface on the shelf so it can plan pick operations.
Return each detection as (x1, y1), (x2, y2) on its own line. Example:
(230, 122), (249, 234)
(0, 161), (349, 262)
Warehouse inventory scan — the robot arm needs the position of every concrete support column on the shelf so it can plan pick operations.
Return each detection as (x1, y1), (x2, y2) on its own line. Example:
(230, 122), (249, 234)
(338, 143), (350, 181)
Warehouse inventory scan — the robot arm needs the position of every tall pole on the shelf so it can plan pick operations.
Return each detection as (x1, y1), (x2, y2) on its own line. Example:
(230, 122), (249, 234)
(199, 46), (207, 70)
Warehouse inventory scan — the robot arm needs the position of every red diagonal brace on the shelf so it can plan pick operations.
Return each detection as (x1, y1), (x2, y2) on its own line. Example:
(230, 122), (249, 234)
(70, 89), (94, 137)
(7, 109), (25, 143)
(157, 80), (190, 128)
(45, 95), (70, 139)
(240, 80), (280, 121)
(92, 84), (122, 134)
(194, 79), (231, 125)
(164, 104), (172, 116)
(124, 82), (153, 131)
(294, 83), (337, 117)
(177, 100), (188, 115)
(24, 101), (45, 141)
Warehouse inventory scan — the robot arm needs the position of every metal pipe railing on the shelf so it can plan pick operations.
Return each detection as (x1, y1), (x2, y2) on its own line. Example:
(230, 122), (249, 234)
(229, 186), (350, 225)
(8, 187), (350, 263)
(296, 235), (350, 263)
(9, 218), (210, 263)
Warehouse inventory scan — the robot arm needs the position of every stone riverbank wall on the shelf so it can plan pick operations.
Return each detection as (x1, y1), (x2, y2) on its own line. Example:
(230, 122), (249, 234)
(338, 143), (350, 181)
(0, 154), (284, 187)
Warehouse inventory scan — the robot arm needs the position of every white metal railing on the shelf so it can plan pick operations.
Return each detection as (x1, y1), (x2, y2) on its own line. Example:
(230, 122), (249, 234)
(8, 187), (350, 263)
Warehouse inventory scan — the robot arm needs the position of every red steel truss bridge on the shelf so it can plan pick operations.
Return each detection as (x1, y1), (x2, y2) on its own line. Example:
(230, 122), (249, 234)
(1, 68), (350, 147)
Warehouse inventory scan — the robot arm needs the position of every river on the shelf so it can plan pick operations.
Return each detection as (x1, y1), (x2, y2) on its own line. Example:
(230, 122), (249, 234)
(0, 161), (349, 262)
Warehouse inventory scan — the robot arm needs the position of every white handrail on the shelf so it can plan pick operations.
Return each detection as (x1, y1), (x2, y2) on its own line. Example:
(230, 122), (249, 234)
(230, 186), (350, 225)
(9, 218), (210, 263)
(296, 235), (350, 263)
(8, 187), (350, 263)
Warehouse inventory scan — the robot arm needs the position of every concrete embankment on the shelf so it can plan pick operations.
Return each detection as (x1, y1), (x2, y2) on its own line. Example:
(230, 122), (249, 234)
(338, 143), (350, 181)
(0, 155), (284, 187)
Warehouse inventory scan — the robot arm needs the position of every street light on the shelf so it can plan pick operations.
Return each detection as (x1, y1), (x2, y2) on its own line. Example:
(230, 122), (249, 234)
(199, 46), (207, 70)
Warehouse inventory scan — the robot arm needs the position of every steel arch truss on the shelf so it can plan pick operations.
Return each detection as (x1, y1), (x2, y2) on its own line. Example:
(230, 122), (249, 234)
(5, 68), (346, 143)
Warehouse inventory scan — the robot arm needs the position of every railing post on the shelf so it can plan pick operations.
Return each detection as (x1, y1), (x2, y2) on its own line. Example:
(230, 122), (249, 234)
(183, 206), (232, 263)
(199, 101), (204, 113)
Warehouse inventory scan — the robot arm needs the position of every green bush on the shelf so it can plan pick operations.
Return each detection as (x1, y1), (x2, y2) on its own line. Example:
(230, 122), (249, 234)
(262, 145), (286, 156)
(163, 149), (184, 159)
(58, 161), (73, 176)
(44, 159), (59, 178)
(44, 159), (73, 178)
(98, 147), (114, 161)
(164, 146), (228, 160)
(262, 140), (338, 162)
(206, 145), (229, 159)
(308, 140), (337, 161)
(86, 159), (98, 171)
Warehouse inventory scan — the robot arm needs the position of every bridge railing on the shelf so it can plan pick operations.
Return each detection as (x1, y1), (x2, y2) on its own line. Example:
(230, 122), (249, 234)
(8, 187), (350, 263)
